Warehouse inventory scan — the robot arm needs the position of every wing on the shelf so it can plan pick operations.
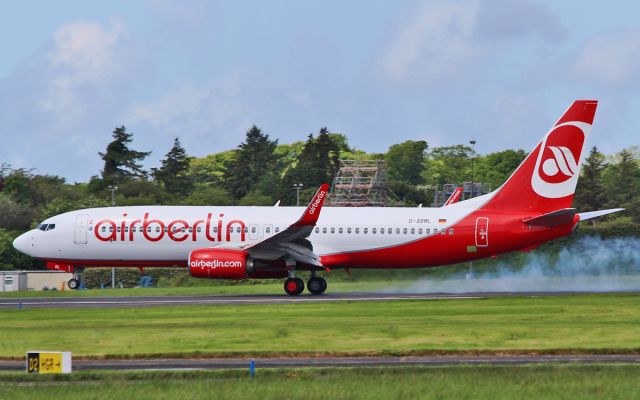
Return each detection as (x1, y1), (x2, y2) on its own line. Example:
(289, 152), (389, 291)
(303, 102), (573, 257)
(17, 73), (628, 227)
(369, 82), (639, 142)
(243, 184), (329, 268)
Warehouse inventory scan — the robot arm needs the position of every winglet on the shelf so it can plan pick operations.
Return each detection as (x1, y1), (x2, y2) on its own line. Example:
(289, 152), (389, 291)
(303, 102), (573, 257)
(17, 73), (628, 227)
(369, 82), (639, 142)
(293, 184), (329, 227)
(443, 186), (463, 206)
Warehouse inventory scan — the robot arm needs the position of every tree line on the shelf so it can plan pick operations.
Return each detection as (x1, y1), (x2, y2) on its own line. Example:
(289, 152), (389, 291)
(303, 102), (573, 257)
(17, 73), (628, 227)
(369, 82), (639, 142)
(0, 124), (638, 269)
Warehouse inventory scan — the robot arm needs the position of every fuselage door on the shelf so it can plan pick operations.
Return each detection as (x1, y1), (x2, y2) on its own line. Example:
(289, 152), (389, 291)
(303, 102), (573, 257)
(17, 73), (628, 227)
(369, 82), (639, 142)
(475, 217), (489, 247)
(74, 214), (89, 244)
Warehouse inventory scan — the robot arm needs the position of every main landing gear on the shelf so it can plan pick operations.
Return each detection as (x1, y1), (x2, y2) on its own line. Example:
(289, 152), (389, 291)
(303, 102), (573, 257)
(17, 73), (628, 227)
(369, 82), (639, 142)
(283, 274), (327, 296)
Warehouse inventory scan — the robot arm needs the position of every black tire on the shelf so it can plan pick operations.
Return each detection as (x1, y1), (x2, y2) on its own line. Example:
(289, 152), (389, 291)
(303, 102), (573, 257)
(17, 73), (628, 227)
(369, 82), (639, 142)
(284, 277), (304, 296)
(307, 277), (327, 295)
(67, 278), (79, 290)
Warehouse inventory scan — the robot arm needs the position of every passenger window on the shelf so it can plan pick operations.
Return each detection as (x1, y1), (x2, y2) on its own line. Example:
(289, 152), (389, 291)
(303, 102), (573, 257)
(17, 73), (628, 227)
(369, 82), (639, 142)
(339, 228), (343, 234)
(388, 228), (392, 234)
(381, 228), (385, 234)
(418, 228), (423, 234)
(110, 227), (114, 232)
(347, 228), (351, 234)
(275, 227), (280, 233)
(266, 227), (271, 233)
(440, 229), (446, 235)
(156, 227), (160, 232)
(331, 228), (335, 234)
(315, 227), (319, 233)
(197, 227), (202, 232)
(403, 228), (407, 234)
(410, 228), (415, 234)
(251, 227), (256, 233)
(117, 226), (121, 232)
(396, 228), (400, 234)
(363, 228), (367, 234)
(244, 227), (248, 233)
(355, 228), (359, 234)
(449, 229), (454, 235)
(181, 228), (186, 233)
(372, 228), (376, 234)
(147, 227), (151, 232)
(426, 228), (430, 234)
(237, 227), (242, 233)
(323, 227), (327, 233)
(101, 226), (106, 232)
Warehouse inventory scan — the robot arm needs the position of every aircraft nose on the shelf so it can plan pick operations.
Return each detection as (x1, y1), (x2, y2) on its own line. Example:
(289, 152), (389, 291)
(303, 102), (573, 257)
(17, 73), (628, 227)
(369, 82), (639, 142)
(13, 231), (34, 255)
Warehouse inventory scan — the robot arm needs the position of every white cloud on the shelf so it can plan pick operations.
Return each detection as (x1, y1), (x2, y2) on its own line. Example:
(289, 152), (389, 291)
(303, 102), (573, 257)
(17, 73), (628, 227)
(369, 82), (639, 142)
(569, 30), (640, 88)
(380, 0), (567, 85)
(37, 18), (135, 125)
(381, 0), (479, 83)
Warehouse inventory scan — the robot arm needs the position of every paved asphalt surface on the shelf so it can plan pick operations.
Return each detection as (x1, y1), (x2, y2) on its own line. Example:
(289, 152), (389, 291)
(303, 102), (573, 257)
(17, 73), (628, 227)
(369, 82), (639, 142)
(1, 354), (639, 371)
(0, 291), (621, 309)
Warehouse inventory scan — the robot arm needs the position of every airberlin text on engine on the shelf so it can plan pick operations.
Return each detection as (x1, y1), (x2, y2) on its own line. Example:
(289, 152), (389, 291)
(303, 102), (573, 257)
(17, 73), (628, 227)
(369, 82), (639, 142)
(93, 212), (247, 243)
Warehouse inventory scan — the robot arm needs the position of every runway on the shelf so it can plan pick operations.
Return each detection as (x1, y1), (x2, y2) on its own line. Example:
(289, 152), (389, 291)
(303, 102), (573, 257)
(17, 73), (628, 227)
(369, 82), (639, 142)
(0, 354), (639, 372)
(0, 291), (612, 309)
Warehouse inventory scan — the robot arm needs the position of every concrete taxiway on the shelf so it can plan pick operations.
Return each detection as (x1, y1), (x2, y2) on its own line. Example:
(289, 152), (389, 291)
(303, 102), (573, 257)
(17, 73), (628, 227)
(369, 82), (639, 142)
(0, 291), (615, 309)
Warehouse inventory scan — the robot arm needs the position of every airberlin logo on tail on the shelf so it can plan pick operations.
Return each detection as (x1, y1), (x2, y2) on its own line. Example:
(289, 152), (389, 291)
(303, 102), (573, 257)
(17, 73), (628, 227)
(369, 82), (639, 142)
(531, 121), (591, 199)
(541, 146), (578, 181)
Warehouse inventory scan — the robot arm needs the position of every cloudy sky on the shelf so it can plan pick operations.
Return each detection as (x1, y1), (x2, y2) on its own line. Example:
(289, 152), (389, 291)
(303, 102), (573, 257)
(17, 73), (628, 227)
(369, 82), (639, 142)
(1, 0), (639, 182)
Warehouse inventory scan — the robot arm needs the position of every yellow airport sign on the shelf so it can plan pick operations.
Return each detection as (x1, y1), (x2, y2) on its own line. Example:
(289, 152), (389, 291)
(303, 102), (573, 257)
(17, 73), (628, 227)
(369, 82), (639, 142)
(26, 351), (72, 374)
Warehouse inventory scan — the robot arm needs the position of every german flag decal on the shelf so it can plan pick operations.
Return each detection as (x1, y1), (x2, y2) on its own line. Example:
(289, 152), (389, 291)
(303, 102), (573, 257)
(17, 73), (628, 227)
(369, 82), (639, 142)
(438, 218), (447, 224)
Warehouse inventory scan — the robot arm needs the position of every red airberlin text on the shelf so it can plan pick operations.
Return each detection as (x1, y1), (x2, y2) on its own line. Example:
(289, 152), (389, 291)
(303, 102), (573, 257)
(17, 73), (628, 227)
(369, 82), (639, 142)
(94, 213), (246, 243)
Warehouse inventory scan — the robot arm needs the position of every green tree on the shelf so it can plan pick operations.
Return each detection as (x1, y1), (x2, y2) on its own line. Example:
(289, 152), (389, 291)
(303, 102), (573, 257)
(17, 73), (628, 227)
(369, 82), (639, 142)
(574, 146), (607, 212)
(223, 125), (280, 199)
(386, 140), (428, 185)
(475, 149), (527, 190)
(99, 126), (151, 185)
(426, 145), (474, 186)
(602, 149), (640, 227)
(152, 138), (194, 195)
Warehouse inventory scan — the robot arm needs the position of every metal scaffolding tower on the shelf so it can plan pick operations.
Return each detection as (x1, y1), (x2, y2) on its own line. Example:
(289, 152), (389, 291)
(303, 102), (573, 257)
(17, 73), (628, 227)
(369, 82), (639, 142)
(329, 160), (400, 207)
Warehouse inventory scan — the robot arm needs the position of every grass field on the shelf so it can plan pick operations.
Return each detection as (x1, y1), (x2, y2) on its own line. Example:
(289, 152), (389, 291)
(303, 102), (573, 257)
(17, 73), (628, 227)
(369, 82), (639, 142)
(0, 365), (639, 399)
(0, 280), (392, 298)
(1, 293), (639, 358)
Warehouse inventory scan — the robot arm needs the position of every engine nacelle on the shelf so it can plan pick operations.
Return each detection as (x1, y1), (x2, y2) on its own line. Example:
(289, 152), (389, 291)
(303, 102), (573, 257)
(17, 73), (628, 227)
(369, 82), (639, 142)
(188, 248), (254, 280)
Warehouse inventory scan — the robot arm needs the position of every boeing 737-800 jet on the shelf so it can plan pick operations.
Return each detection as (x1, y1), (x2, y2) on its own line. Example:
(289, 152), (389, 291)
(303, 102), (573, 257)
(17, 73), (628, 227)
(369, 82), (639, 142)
(13, 100), (623, 295)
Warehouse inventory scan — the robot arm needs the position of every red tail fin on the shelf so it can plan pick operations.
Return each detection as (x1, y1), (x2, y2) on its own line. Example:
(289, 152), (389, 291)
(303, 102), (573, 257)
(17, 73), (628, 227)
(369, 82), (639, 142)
(484, 100), (598, 213)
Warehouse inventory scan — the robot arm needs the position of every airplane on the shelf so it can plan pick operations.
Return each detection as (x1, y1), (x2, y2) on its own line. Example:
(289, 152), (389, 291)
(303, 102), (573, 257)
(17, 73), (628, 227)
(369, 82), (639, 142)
(13, 100), (624, 295)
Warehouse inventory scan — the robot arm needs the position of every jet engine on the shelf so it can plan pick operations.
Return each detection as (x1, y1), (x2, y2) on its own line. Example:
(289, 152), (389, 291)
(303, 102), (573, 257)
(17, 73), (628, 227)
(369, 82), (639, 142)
(188, 248), (254, 280)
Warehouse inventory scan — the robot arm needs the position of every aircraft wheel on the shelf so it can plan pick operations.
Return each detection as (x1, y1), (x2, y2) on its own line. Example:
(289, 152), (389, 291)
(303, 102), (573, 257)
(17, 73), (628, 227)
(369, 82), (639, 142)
(67, 278), (79, 290)
(284, 277), (304, 296)
(307, 277), (327, 295)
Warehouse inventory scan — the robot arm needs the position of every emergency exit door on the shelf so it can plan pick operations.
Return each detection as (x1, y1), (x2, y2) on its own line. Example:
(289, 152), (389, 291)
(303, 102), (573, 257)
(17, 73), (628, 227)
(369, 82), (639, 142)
(475, 217), (489, 247)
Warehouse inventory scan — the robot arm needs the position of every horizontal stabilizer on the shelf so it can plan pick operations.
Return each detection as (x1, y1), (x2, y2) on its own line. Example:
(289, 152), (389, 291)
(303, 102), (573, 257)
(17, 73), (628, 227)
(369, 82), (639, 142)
(523, 208), (576, 226)
(578, 208), (624, 221)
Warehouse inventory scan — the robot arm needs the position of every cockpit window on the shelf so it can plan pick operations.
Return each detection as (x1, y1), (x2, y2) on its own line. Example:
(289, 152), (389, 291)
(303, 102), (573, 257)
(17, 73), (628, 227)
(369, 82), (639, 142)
(37, 223), (55, 231)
